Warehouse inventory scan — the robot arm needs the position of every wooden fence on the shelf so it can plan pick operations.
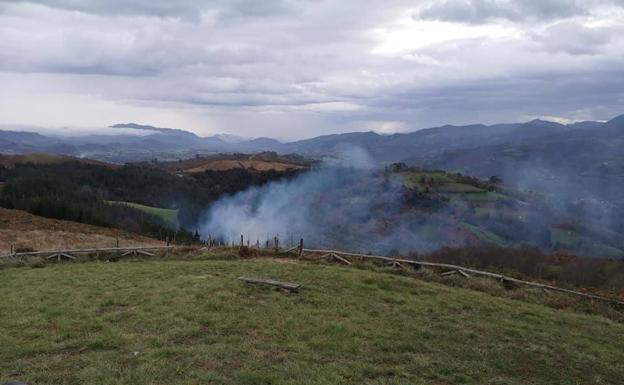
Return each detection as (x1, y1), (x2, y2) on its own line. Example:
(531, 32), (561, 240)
(1, 241), (623, 307)
(0, 245), (179, 261)
(290, 247), (624, 307)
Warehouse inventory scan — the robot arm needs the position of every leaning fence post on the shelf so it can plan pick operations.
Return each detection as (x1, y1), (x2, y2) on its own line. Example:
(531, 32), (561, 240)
(298, 238), (304, 258)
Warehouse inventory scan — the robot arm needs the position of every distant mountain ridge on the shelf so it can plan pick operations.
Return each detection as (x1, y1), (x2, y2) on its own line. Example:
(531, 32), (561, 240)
(2, 115), (624, 248)
(0, 115), (622, 166)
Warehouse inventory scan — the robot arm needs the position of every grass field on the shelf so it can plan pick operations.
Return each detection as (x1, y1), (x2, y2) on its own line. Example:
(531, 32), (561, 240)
(462, 222), (507, 246)
(106, 201), (179, 227)
(400, 171), (501, 196)
(1, 256), (623, 384)
(401, 171), (453, 190)
(551, 228), (624, 258)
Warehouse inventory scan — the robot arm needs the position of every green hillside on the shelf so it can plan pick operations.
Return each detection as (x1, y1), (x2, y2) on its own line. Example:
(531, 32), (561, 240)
(395, 168), (624, 257)
(1, 257), (623, 384)
(106, 200), (179, 227)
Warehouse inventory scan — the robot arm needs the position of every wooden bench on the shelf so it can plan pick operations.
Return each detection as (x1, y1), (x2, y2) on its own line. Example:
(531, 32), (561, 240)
(238, 277), (301, 293)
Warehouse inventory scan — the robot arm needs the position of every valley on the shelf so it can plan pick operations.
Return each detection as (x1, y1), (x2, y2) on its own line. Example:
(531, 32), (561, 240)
(4, 2), (624, 383)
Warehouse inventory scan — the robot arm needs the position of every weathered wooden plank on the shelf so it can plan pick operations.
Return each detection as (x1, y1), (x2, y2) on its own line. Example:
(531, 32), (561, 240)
(238, 276), (301, 292)
(121, 249), (155, 257)
(47, 253), (76, 261)
(385, 260), (402, 268)
(458, 270), (471, 278)
(331, 253), (352, 265)
(298, 238), (304, 258)
(280, 246), (299, 254)
(0, 245), (175, 259)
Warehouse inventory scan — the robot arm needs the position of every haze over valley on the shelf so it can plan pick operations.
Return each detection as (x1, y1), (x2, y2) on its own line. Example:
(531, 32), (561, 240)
(2, 1), (624, 384)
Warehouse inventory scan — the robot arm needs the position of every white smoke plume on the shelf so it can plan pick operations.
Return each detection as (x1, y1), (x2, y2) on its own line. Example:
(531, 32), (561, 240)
(198, 147), (436, 253)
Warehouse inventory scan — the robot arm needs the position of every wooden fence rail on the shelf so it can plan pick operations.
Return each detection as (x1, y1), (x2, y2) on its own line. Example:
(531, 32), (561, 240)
(2, 242), (623, 307)
(0, 245), (178, 260)
(298, 248), (624, 307)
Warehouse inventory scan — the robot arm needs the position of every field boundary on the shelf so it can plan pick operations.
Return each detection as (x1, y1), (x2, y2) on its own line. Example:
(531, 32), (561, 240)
(2, 243), (623, 307)
(293, 247), (624, 307)
(0, 245), (178, 259)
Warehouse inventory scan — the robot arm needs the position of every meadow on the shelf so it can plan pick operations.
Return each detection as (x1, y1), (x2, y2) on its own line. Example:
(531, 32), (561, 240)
(106, 201), (179, 227)
(1, 252), (623, 385)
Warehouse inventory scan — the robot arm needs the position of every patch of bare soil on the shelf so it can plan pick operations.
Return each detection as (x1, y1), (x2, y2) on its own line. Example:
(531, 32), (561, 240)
(0, 208), (161, 253)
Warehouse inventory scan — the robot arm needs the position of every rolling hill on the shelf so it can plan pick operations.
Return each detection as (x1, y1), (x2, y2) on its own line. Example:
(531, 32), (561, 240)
(158, 153), (308, 174)
(1, 254), (622, 384)
(1, 115), (622, 168)
(0, 207), (161, 253)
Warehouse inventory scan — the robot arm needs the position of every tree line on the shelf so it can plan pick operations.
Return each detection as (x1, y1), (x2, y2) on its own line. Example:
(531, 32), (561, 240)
(0, 162), (300, 243)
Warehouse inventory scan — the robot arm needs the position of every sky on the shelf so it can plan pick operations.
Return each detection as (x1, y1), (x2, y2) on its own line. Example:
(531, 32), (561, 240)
(0, 0), (623, 140)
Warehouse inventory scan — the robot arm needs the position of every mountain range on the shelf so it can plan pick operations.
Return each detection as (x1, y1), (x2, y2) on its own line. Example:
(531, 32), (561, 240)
(1, 116), (624, 204)
(1, 116), (621, 162)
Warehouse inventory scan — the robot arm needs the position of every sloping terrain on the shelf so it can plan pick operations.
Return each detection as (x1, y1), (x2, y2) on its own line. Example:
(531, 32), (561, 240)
(0, 208), (161, 253)
(214, 164), (620, 258)
(159, 153), (308, 174)
(395, 168), (623, 257)
(0, 257), (622, 384)
(0, 158), (301, 243)
(0, 153), (118, 169)
(106, 201), (179, 227)
(184, 159), (304, 173)
(2, 116), (620, 166)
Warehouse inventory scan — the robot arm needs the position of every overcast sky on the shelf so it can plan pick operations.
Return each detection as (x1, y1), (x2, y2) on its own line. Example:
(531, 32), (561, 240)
(0, 0), (623, 139)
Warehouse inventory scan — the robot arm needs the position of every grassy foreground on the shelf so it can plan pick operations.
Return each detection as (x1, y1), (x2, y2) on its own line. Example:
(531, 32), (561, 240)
(1, 258), (623, 385)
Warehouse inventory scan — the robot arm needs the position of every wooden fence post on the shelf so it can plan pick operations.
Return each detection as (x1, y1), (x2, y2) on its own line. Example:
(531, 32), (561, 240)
(298, 238), (304, 258)
(240, 234), (244, 248)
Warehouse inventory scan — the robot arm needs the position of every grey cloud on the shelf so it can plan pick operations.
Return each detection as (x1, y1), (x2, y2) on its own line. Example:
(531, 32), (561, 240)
(2, 0), (206, 19)
(367, 68), (624, 128)
(416, 0), (590, 24)
(2, 0), (300, 21)
(0, 0), (623, 138)
(531, 22), (615, 55)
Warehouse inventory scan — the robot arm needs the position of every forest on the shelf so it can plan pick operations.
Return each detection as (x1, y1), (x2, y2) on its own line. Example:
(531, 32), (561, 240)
(0, 162), (301, 244)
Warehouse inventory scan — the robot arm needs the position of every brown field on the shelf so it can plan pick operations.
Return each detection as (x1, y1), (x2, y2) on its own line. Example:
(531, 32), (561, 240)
(0, 153), (118, 169)
(185, 159), (304, 173)
(160, 154), (307, 174)
(0, 208), (161, 253)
